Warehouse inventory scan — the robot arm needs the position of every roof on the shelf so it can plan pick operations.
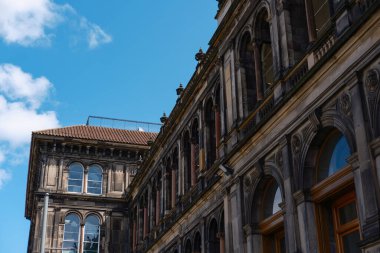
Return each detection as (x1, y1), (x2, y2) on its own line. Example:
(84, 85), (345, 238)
(33, 125), (158, 145)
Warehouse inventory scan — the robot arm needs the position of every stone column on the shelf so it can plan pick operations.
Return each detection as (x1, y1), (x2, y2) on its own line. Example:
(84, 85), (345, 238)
(294, 190), (318, 253)
(280, 137), (300, 253)
(253, 42), (264, 101)
(132, 220), (137, 251)
(171, 169), (177, 208)
(244, 224), (254, 253)
(349, 79), (380, 241)
(214, 105), (221, 159)
(191, 141), (197, 186)
(143, 205), (148, 238)
(217, 232), (225, 253)
(156, 190), (160, 225)
(223, 188), (232, 253)
(304, 0), (317, 42)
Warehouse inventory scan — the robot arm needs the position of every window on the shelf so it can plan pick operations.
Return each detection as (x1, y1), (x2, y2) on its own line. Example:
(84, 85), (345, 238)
(83, 215), (100, 253)
(312, 0), (331, 37)
(205, 99), (216, 169)
(87, 165), (102, 195)
(259, 179), (285, 253)
(317, 131), (350, 182)
(68, 163), (84, 193)
(310, 129), (360, 253)
(63, 214), (80, 253)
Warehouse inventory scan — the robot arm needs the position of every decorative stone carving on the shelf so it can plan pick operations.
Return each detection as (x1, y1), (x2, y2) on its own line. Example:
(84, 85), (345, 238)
(291, 134), (302, 154)
(365, 69), (379, 93)
(339, 91), (352, 116)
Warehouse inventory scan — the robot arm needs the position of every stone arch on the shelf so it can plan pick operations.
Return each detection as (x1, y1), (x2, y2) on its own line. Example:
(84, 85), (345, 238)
(208, 218), (220, 253)
(248, 164), (284, 225)
(83, 212), (103, 224)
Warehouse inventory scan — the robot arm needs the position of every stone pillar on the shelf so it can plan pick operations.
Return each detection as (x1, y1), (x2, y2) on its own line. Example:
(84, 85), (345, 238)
(132, 220), (137, 251)
(156, 189), (160, 225)
(143, 206), (148, 238)
(223, 188), (232, 253)
(304, 0), (317, 42)
(215, 106), (221, 159)
(350, 80), (380, 241)
(191, 142), (197, 186)
(243, 225), (254, 253)
(217, 232), (225, 253)
(171, 169), (177, 208)
(294, 190), (318, 253)
(280, 137), (300, 253)
(253, 42), (264, 101)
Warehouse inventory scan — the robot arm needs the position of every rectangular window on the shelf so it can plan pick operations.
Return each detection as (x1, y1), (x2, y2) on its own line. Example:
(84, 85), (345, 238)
(312, 0), (331, 37)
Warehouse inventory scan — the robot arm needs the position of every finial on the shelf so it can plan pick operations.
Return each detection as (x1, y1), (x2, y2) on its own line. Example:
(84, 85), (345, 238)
(195, 48), (205, 62)
(176, 83), (184, 96)
(160, 112), (168, 124)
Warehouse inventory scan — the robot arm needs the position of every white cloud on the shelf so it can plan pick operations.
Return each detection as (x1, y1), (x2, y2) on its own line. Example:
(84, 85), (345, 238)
(0, 64), (60, 189)
(0, 0), (112, 49)
(81, 18), (113, 49)
(0, 168), (11, 189)
(0, 64), (52, 109)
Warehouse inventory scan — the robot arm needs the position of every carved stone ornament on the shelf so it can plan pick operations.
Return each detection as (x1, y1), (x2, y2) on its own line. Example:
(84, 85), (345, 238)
(365, 69), (379, 93)
(291, 134), (302, 154)
(339, 91), (352, 116)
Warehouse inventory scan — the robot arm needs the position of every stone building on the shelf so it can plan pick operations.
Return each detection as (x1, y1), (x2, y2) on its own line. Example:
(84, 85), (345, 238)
(26, 0), (380, 252)
(25, 125), (157, 252)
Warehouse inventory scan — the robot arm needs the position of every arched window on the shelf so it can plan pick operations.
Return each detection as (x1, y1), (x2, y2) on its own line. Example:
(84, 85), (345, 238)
(83, 215), (100, 253)
(252, 177), (285, 253)
(309, 129), (360, 253)
(68, 163), (84, 193)
(87, 165), (102, 195)
(317, 131), (350, 182)
(192, 119), (200, 183)
(194, 232), (202, 253)
(165, 157), (172, 211)
(205, 99), (216, 169)
(256, 9), (274, 94)
(185, 239), (192, 253)
(209, 219), (220, 253)
(62, 214), (80, 253)
(239, 32), (257, 112)
(183, 131), (192, 190)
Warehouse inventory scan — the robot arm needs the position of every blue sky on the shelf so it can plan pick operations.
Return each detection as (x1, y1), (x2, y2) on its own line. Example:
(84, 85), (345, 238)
(0, 1), (217, 251)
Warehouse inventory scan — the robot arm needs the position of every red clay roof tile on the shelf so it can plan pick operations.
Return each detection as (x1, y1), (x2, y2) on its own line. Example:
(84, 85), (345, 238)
(33, 125), (157, 145)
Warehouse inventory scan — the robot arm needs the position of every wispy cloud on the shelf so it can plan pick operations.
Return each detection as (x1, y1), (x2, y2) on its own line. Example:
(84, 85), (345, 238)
(0, 0), (112, 49)
(0, 64), (60, 189)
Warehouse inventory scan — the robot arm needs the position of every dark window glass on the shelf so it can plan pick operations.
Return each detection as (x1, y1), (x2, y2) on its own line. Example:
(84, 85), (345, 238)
(339, 201), (357, 225)
(342, 231), (361, 253)
(312, 0), (331, 37)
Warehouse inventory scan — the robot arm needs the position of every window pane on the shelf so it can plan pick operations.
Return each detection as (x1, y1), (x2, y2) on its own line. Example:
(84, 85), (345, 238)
(273, 187), (282, 214)
(339, 201), (357, 225)
(328, 135), (350, 176)
(312, 0), (330, 37)
(68, 164), (83, 193)
(84, 215), (100, 253)
(342, 231), (361, 253)
(63, 214), (80, 253)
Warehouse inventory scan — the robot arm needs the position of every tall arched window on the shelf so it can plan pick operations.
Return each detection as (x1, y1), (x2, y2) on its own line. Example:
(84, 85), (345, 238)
(87, 165), (102, 194)
(205, 99), (216, 169)
(62, 214), (80, 253)
(256, 9), (274, 94)
(309, 129), (360, 253)
(192, 119), (200, 183)
(194, 232), (202, 253)
(68, 163), (84, 193)
(251, 175), (286, 253)
(311, 0), (331, 38)
(209, 219), (220, 253)
(183, 131), (192, 190)
(185, 239), (192, 253)
(239, 32), (257, 112)
(83, 215), (100, 253)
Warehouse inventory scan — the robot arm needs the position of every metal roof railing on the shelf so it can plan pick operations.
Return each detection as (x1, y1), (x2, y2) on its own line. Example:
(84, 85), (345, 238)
(86, 116), (161, 133)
